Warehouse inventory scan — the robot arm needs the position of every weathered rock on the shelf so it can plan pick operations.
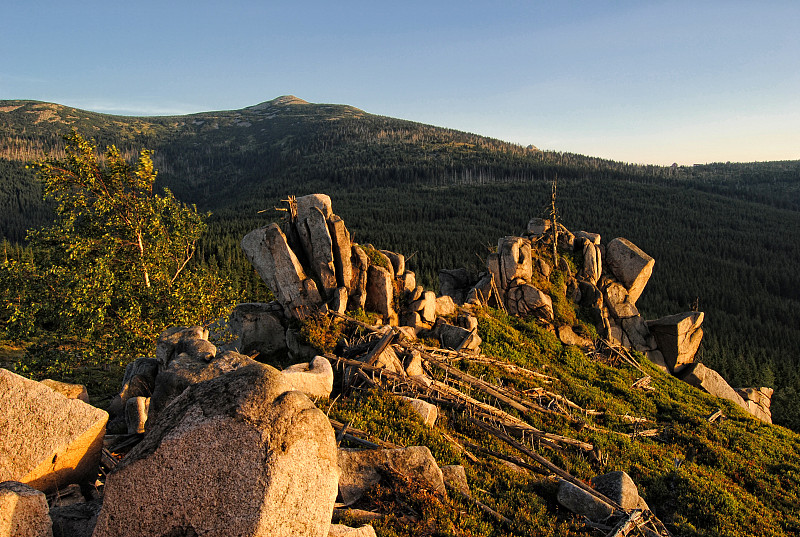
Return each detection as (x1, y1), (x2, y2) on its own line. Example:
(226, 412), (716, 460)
(337, 446), (446, 506)
(328, 524), (377, 537)
(281, 356), (334, 398)
(94, 364), (339, 537)
(498, 237), (532, 290)
(435, 295), (456, 317)
(581, 242), (602, 285)
(603, 281), (638, 319)
(397, 326), (418, 341)
(621, 315), (655, 351)
(468, 273), (494, 306)
(0, 369), (107, 494)
(457, 312), (479, 332)
(295, 193), (333, 221)
(575, 230), (601, 245)
(440, 465), (471, 497)
(379, 250), (405, 278)
(439, 268), (471, 304)
(0, 481), (52, 537)
(298, 206), (338, 299)
(591, 471), (648, 511)
(242, 223), (323, 319)
(327, 214), (353, 290)
(678, 363), (749, 412)
(507, 284), (553, 321)
(40, 380), (88, 403)
(434, 319), (481, 352)
(348, 245), (369, 311)
(403, 350), (425, 377)
(286, 328), (322, 362)
(124, 397), (149, 434)
(365, 265), (396, 324)
(399, 311), (426, 333)
(401, 397), (438, 427)
(647, 312), (704, 373)
(415, 291), (438, 324)
(557, 325), (593, 347)
(330, 286), (349, 315)
(227, 302), (287, 360)
(148, 350), (258, 422)
(556, 479), (614, 522)
(486, 253), (502, 294)
(400, 271), (416, 295)
(736, 387), (774, 424)
(604, 238), (654, 303)
(534, 257), (552, 279)
(409, 285), (424, 302)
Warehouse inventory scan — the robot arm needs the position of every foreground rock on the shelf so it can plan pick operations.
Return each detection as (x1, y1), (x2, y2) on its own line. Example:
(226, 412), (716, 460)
(0, 481), (52, 537)
(94, 364), (339, 537)
(0, 369), (107, 493)
(556, 479), (614, 522)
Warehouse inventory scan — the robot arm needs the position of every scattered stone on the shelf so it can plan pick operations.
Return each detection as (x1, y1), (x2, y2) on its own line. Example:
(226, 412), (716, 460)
(281, 356), (334, 398)
(0, 481), (52, 537)
(434, 320), (481, 352)
(337, 446), (446, 506)
(556, 479), (614, 522)
(40, 380), (88, 404)
(403, 350), (425, 377)
(94, 364), (339, 537)
(591, 471), (648, 511)
(401, 397), (438, 427)
(604, 238), (654, 304)
(0, 369), (107, 494)
(441, 465), (471, 497)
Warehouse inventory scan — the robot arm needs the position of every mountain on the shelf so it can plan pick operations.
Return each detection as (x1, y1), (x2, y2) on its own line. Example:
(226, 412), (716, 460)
(1, 97), (800, 430)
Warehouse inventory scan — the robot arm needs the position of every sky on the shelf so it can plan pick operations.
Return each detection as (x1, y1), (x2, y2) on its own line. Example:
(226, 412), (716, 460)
(2, 0), (798, 165)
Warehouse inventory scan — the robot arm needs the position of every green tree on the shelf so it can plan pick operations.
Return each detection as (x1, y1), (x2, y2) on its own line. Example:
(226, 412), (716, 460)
(1, 130), (238, 373)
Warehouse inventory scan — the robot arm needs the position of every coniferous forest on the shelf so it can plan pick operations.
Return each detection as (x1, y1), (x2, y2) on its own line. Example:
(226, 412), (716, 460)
(2, 97), (800, 429)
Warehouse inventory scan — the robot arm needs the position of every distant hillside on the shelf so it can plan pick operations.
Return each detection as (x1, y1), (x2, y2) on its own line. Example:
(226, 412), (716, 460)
(2, 97), (800, 430)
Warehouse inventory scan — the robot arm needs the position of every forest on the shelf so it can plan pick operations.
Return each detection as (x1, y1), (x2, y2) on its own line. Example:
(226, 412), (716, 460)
(1, 97), (799, 430)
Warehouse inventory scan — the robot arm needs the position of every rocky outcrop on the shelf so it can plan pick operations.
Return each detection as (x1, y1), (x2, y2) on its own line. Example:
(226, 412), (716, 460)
(604, 238), (654, 304)
(226, 302), (288, 360)
(0, 369), (107, 494)
(678, 363), (749, 412)
(736, 387), (773, 424)
(0, 481), (52, 537)
(94, 363), (339, 537)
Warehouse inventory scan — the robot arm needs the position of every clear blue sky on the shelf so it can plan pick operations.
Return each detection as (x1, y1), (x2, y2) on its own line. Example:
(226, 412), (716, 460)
(3, 1), (798, 165)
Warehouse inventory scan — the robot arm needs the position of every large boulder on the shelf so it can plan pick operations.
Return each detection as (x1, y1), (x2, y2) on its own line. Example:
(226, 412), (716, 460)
(433, 320), (482, 352)
(604, 238), (654, 304)
(678, 363), (748, 413)
(647, 312), (704, 372)
(295, 193), (333, 221)
(736, 387), (773, 424)
(506, 284), (553, 320)
(337, 446), (446, 506)
(0, 370), (107, 494)
(148, 350), (258, 422)
(40, 380), (88, 403)
(94, 364), (339, 537)
(439, 268), (471, 304)
(580, 241), (602, 285)
(347, 245), (370, 311)
(242, 223), (323, 319)
(227, 302), (288, 360)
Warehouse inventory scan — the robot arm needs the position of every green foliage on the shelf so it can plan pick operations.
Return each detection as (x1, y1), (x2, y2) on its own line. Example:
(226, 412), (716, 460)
(0, 131), (238, 371)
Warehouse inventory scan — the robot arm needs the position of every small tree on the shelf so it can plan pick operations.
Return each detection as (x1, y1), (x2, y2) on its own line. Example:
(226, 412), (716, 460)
(3, 130), (237, 371)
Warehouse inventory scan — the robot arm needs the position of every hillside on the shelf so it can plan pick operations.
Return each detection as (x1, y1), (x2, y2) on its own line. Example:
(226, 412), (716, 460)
(1, 97), (800, 432)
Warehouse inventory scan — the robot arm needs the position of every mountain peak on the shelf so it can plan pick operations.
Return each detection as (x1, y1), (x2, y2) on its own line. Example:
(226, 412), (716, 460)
(245, 95), (309, 111)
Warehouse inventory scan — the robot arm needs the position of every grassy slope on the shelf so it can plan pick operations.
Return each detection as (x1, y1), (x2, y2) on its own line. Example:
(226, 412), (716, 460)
(321, 308), (800, 537)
